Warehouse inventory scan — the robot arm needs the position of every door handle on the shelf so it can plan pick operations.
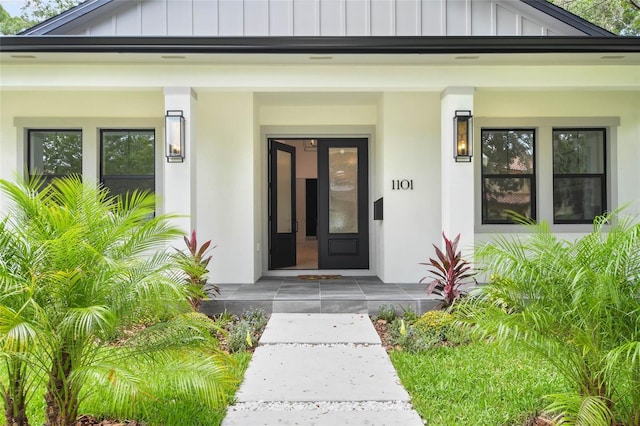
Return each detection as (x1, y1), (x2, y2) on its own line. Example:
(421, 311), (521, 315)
(295, 221), (298, 233)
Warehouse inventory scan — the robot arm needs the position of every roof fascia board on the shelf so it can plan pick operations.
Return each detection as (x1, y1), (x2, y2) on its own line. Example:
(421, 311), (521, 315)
(520, 0), (614, 36)
(19, 0), (115, 35)
(1, 36), (639, 54)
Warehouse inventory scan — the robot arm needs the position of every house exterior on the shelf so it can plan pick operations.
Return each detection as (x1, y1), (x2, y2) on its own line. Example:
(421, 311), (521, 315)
(1, 0), (639, 284)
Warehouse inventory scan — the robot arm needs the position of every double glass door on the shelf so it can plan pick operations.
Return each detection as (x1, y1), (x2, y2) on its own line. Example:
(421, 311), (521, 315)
(269, 138), (368, 270)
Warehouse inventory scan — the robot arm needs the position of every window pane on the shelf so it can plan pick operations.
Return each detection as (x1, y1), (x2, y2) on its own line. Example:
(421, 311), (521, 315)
(29, 130), (82, 177)
(553, 129), (605, 174)
(102, 130), (155, 176)
(554, 177), (603, 223)
(276, 150), (292, 234)
(482, 130), (534, 174)
(329, 147), (358, 234)
(483, 177), (533, 222)
(101, 130), (155, 198)
(101, 177), (155, 200)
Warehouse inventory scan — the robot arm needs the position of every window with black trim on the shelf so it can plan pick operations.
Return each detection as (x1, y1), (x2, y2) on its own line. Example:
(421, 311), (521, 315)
(100, 130), (155, 199)
(28, 129), (82, 187)
(552, 128), (606, 224)
(481, 129), (536, 224)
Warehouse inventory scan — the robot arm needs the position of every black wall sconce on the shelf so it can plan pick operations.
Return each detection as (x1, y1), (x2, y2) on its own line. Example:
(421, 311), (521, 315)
(165, 110), (185, 163)
(454, 110), (473, 162)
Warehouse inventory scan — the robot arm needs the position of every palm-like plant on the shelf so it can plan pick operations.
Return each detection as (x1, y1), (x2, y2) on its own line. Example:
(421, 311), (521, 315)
(458, 212), (640, 425)
(420, 233), (476, 307)
(0, 176), (234, 426)
(175, 230), (219, 311)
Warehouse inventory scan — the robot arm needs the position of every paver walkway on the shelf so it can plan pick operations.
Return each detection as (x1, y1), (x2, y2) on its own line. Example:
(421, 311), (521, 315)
(222, 313), (424, 426)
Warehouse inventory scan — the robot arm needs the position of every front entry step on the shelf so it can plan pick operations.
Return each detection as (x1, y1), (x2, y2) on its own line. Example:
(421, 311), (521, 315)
(199, 277), (441, 316)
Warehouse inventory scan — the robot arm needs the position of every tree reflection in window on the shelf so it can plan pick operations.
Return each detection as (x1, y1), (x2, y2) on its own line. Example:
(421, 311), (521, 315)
(28, 129), (82, 187)
(481, 129), (535, 224)
(553, 129), (606, 224)
(101, 130), (155, 200)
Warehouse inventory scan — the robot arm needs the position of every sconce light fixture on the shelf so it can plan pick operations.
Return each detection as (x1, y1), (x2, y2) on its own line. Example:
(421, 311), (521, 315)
(453, 110), (473, 162)
(165, 110), (185, 163)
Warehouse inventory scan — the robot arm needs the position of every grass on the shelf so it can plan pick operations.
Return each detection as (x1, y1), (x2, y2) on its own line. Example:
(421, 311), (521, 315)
(391, 339), (569, 425)
(15, 351), (250, 426)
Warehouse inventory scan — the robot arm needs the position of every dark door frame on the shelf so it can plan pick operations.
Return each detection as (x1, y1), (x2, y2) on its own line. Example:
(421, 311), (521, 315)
(268, 139), (297, 269)
(317, 138), (369, 270)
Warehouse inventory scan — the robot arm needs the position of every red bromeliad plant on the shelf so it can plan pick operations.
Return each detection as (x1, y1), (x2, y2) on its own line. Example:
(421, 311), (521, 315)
(420, 232), (475, 307)
(176, 230), (219, 310)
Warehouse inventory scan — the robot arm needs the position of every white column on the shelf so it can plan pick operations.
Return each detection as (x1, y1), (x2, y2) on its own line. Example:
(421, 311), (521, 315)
(163, 87), (198, 235)
(440, 87), (475, 257)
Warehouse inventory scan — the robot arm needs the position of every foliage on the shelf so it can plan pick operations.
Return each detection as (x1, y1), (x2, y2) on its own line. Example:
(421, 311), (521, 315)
(374, 304), (398, 322)
(226, 309), (268, 353)
(387, 318), (440, 352)
(21, 0), (80, 23)
(548, 0), (640, 35)
(420, 233), (476, 308)
(0, 5), (30, 34)
(0, 176), (234, 426)
(391, 339), (569, 425)
(457, 211), (640, 425)
(414, 310), (454, 337)
(175, 230), (219, 311)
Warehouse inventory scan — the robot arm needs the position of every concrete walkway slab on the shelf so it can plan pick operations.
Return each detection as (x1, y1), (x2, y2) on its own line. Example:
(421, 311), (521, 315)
(222, 313), (424, 426)
(235, 344), (410, 402)
(260, 313), (380, 344)
(222, 409), (424, 425)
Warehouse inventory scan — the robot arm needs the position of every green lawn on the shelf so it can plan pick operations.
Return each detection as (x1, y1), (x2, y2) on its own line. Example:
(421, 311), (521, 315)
(391, 340), (569, 425)
(16, 351), (250, 426)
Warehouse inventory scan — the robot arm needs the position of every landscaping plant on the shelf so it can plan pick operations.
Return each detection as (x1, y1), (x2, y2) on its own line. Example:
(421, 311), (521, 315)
(0, 176), (235, 426)
(458, 212), (640, 425)
(420, 232), (476, 307)
(175, 229), (219, 311)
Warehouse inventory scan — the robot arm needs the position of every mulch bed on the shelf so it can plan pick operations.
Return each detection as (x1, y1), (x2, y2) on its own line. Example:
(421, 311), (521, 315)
(75, 415), (139, 426)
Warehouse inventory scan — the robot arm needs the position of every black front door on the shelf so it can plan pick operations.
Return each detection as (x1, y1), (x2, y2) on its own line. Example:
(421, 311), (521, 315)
(269, 140), (296, 269)
(318, 138), (369, 269)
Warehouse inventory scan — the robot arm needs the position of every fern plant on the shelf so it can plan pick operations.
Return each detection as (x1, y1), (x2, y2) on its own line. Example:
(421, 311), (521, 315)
(458, 212), (640, 425)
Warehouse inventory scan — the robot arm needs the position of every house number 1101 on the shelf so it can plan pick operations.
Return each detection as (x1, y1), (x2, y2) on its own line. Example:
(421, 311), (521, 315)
(392, 179), (413, 190)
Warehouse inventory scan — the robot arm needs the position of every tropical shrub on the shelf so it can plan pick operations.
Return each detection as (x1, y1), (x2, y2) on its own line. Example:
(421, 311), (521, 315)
(420, 232), (476, 307)
(458, 212), (640, 425)
(175, 230), (219, 311)
(0, 176), (234, 426)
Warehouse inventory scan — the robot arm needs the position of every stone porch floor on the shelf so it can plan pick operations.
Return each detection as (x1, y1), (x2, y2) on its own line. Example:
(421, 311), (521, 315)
(199, 276), (441, 316)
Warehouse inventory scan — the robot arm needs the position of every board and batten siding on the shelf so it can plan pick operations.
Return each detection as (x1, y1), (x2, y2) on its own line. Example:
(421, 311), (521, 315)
(66, 0), (584, 37)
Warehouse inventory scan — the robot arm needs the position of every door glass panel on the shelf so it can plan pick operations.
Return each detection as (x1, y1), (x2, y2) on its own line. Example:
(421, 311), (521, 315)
(329, 147), (358, 234)
(277, 150), (292, 233)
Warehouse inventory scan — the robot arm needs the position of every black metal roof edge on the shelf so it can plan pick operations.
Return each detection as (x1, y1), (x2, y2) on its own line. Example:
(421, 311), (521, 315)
(1, 36), (639, 54)
(18, 0), (113, 35)
(520, 0), (615, 36)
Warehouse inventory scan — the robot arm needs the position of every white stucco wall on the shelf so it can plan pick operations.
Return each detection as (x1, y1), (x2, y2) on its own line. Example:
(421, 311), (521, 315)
(195, 92), (256, 283)
(378, 92), (443, 283)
